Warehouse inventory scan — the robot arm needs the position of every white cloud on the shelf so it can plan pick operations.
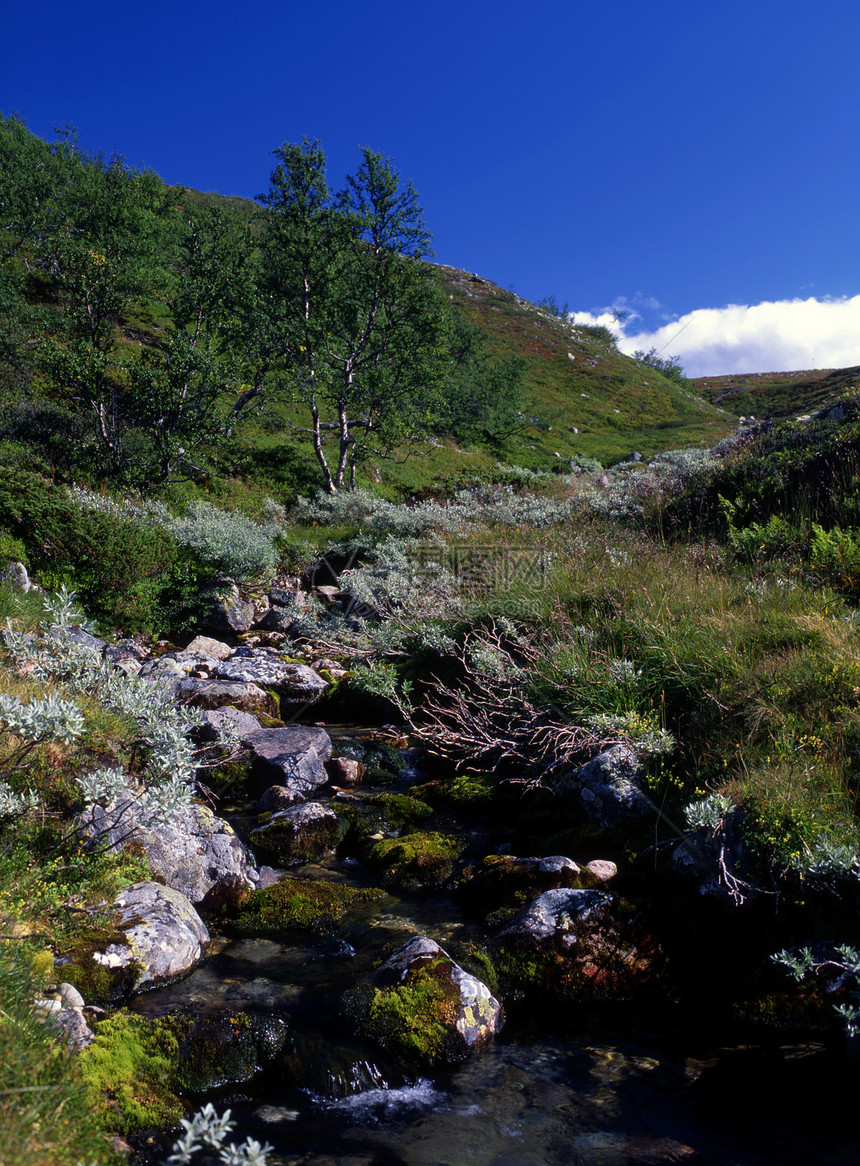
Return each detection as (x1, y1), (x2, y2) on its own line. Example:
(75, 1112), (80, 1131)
(570, 296), (860, 379)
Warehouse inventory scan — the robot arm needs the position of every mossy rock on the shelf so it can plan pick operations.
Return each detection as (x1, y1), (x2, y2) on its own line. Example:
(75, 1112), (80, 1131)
(333, 792), (434, 852)
(175, 1009), (290, 1093)
(250, 802), (344, 865)
(343, 936), (502, 1067)
(78, 1011), (185, 1134)
(56, 920), (145, 1007)
(414, 773), (496, 809)
(366, 831), (463, 889)
(228, 876), (383, 936)
(459, 854), (598, 925)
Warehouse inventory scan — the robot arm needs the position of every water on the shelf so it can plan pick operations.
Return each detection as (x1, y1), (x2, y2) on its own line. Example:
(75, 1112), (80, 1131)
(131, 747), (860, 1165)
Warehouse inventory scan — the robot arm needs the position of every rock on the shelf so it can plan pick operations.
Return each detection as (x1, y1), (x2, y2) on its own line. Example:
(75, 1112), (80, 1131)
(327, 757), (364, 786)
(197, 706), (263, 740)
(77, 801), (256, 903)
(200, 873), (251, 913)
(257, 785), (305, 813)
(250, 802), (341, 865)
(139, 655), (190, 680)
(269, 587), (308, 607)
(58, 981), (86, 1009)
(52, 1007), (95, 1051)
(460, 854), (586, 921)
(216, 650), (328, 708)
(495, 887), (663, 998)
(345, 935), (502, 1065)
(203, 581), (257, 633)
(242, 725), (333, 797)
(586, 859), (618, 881)
(174, 677), (277, 717)
(497, 888), (614, 947)
(1, 560), (32, 592)
(184, 634), (233, 660)
(556, 745), (651, 828)
(176, 1010), (289, 1092)
(92, 882), (209, 992)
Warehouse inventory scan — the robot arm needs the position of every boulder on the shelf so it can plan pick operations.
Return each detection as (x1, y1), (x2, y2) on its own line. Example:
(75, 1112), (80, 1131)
(203, 581), (257, 633)
(77, 801), (256, 903)
(216, 650), (328, 708)
(345, 935), (502, 1065)
(556, 745), (651, 827)
(250, 802), (341, 865)
(257, 785), (305, 813)
(1, 560), (32, 592)
(327, 757), (364, 786)
(176, 1010), (289, 1092)
(197, 706), (263, 741)
(497, 888), (614, 948)
(174, 677), (277, 717)
(185, 634), (233, 660)
(495, 887), (663, 998)
(92, 882), (209, 992)
(242, 724), (333, 797)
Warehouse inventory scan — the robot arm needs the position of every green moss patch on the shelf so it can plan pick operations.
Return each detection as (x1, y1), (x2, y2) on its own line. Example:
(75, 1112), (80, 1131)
(79, 1011), (184, 1134)
(366, 832), (463, 888)
(230, 877), (382, 936)
(334, 792), (434, 851)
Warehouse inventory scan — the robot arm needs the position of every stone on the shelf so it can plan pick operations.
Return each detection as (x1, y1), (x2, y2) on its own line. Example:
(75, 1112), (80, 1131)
(216, 650), (328, 708)
(347, 935), (502, 1065)
(174, 677), (277, 717)
(497, 888), (614, 948)
(184, 634), (233, 660)
(92, 882), (209, 992)
(586, 859), (618, 881)
(77, 801), (256, 903)
(250, 802), (341, 865)
(242, 724), (333, 797)
(52, 1007), (95, 1051)
(1, 560), (31, 592)
(203, 581), (256, 633)
(327, 757), (364, 786)
(257, 785), (305, 813)
(269, 587), (308, 607)
(176, 1009), (288, 1092)
(197, 706), (263, 741)
(556, 745), (651, 828)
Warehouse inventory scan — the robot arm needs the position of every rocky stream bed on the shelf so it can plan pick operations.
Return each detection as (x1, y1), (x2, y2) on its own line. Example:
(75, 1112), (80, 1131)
(13, 573), (860, 1166)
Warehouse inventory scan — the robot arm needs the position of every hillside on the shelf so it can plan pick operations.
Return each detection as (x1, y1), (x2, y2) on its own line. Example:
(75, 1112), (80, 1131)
(695, 365), (860, 420)
(434, 264), (735, 468)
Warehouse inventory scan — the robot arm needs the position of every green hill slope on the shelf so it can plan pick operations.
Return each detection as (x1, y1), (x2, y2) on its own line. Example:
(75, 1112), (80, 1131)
(695, 366), (860, 421)
(434, 264), (734, 468)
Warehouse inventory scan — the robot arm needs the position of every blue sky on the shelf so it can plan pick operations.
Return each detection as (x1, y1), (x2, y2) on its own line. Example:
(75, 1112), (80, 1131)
(4, 0), (860, 377)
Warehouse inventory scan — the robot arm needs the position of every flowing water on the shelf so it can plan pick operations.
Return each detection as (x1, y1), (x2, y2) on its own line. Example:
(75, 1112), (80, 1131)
(131, 747), (860, 1166)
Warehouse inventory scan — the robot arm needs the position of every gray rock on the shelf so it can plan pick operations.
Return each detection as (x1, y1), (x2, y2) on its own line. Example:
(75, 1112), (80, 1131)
(174, 677), (277, 716)
(1, 560), (31, 592)
(52, 1007), (95, 1051)
(586, 859), (618, 881)
(203, 581), (257, 633)
(497, 887), (614, 947)
(139, 655), (191, 680)
(556, 745), (651, 828)
(185, 635), (233, 660)
(250, 801), (341, 865)
(197, 706), (264, 741)
(217, 650), (328, 707)
(92, 882), (209, 991)
(77, 801), (255, 903)
(242, 725), (333, 796)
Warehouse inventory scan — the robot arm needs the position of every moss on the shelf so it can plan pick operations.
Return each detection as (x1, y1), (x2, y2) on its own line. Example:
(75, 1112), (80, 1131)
(57, 918), (143, 1007)
(78, 1011), (184, 1134)
(344, 955), (461, 1065)
(230, 877), (382, 936)
(366, 831), (463, 888)
(209, 756), (257, 800)
(425, 773), (495, 808)
(251, 809), (343, 865)
(334, 792), (434, 852)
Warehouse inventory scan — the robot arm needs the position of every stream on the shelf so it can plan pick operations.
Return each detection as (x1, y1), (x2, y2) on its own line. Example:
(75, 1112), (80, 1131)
(130, 739), (860, 1166)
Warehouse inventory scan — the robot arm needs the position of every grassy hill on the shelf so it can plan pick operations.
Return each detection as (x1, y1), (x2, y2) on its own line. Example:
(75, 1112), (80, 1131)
(695, 366), (860, 421)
